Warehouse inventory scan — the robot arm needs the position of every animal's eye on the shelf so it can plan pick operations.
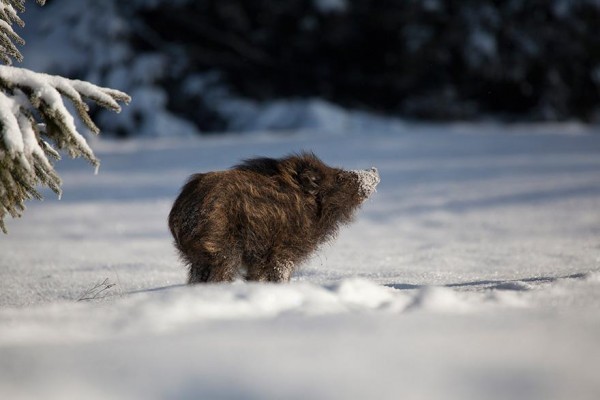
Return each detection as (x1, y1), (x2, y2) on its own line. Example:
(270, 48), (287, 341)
(337, 171), (353, 184)
(299, 169), (320, 192)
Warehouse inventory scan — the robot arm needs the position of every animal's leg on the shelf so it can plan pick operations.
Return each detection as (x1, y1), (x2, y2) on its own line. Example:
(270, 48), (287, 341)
(188, 264), (211, 284)
(206, 258), (239, 282)
(246, 259), (295, 283)
(188, 252), (240, 284)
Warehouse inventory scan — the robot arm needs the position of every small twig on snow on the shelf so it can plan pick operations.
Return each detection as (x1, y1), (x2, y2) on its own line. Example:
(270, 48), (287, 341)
(77, 277), (117, 302)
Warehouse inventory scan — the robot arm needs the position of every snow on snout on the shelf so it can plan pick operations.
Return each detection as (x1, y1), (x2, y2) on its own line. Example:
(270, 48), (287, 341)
(351, 167), (380, 198)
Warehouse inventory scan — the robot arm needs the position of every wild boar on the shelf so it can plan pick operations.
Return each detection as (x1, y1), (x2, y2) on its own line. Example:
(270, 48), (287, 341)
(168, 152), (379, 283)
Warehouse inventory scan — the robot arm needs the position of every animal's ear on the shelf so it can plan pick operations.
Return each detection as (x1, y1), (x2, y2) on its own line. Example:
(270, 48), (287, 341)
(298, 167), (320, 196)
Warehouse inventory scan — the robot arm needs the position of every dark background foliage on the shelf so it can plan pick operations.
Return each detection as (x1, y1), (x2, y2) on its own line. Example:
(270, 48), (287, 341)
(28, 0), (600, 135)
(131, 0), (600, 124)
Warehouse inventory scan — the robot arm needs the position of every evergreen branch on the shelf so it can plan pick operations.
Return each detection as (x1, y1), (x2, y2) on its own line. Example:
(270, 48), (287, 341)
(7, 1), (25, 14)
(69, 80), (131, 113)
(4, 1), (45, 14)
(0, 3), (25, 28)
(0, 19), (24, 45)
(55, 86), (100, 135)
(0, 0), (46, 65)
(0, 88), (61, 232)
(0, 25), (24, 64)
(0, 65), (130, 232)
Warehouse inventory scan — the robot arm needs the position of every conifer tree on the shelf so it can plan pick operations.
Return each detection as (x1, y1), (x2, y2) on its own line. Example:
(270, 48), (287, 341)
(0, 0), (130, 233)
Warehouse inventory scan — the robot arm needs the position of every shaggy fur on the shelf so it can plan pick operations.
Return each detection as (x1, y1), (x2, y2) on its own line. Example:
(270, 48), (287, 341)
(168, 152), (379, 283)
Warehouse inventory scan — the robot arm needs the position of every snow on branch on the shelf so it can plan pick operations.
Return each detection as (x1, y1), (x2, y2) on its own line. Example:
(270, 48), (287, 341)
(0, 65), (131, 233)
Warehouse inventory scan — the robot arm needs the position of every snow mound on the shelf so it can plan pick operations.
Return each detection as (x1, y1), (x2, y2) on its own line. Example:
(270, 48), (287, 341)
(0, 279), (532, 346)
(406, 286), (473, 313)
(221, 97), (408, 134)
(584, 271), (600, 283)
(329, 278), (398, 309)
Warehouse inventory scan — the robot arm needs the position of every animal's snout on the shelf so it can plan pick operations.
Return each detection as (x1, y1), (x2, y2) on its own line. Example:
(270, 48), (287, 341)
(364, 167), (380, 187)
(351, 167), (380, 199)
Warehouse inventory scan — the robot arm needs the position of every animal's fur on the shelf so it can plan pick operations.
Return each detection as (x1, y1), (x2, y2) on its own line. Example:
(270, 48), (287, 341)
(168, 152), (379, 283)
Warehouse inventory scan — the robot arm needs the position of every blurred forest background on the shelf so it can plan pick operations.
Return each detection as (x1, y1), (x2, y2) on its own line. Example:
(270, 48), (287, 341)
(21, 0), (600, 136)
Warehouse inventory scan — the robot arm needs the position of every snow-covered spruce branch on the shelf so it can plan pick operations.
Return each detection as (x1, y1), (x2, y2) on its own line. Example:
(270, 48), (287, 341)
(0, 1), (45, 64)
(0, 66), (131, 233)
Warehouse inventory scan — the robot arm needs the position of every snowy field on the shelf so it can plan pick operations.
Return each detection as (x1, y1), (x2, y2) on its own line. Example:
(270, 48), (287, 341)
(1, 122), (600, 399)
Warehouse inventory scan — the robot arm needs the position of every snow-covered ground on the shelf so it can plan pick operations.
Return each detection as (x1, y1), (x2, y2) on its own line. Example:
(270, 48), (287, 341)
(1, 122), (600, 399)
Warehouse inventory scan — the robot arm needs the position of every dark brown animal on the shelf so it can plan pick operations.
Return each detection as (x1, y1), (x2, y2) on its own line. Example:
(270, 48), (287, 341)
(168, 152), (379, 283)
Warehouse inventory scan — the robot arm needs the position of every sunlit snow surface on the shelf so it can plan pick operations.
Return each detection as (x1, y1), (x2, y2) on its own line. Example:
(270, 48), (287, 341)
(1, 123), (600, 399)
